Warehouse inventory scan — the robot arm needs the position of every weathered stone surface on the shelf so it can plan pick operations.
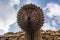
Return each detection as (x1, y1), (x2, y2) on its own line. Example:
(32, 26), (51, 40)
(0, 30), (60, 40)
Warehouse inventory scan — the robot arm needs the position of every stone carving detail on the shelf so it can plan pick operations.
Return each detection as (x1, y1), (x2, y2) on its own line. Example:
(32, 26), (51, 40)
(17, 4), (44, 31)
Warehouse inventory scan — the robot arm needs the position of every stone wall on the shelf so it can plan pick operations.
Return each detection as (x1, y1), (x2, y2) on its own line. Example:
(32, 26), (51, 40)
(0, 30), (60, 40)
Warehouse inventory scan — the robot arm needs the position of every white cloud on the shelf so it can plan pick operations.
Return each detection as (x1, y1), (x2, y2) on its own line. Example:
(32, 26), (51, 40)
(42, 3), (60, 31)
(10, 0), (20, 7)
(52, 20), (57, 26)
(41, 23), (57, 31)
(25, 0), (32, 4)
(0, 0), (20, 35)
(44, 3), (60, 18)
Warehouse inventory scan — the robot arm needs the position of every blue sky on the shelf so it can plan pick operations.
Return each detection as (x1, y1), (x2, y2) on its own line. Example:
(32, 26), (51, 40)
(0, 0), (60, 35)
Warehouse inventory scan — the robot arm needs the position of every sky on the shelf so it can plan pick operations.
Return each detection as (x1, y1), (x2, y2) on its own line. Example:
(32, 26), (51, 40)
(0, 0), (60, 35)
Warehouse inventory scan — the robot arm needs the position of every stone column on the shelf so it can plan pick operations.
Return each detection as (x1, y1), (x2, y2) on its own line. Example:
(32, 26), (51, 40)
(24, 30), (41, 40)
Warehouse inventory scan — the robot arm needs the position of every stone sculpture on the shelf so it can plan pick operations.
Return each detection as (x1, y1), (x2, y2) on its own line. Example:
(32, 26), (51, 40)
(17, 4), (44, 40)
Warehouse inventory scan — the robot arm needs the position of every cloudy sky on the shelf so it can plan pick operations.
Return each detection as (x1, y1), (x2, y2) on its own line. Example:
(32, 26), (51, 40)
(0, 0), (60, 35)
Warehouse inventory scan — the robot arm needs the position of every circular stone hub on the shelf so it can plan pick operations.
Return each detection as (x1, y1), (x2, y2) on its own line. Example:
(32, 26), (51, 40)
(17, 4), (44, 31)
